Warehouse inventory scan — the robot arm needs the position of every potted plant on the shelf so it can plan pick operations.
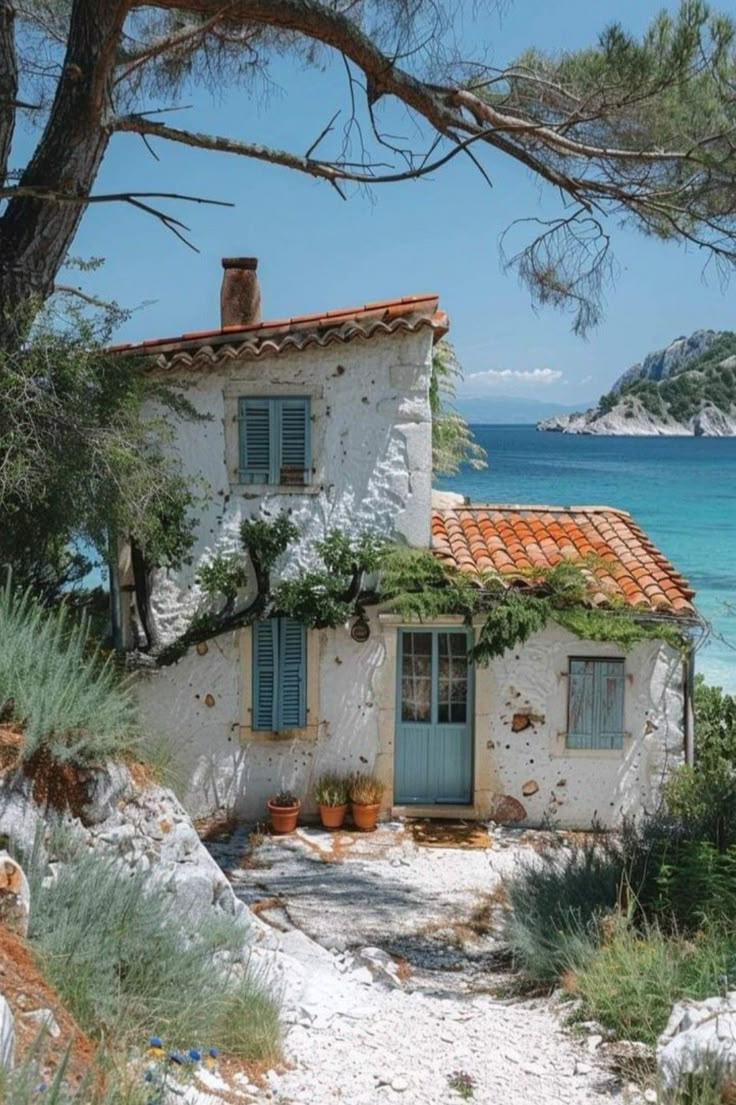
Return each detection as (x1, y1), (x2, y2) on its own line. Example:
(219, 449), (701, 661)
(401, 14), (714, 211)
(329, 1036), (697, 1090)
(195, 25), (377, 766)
(315, 772), (349, 830)
(349, 772), (385, 832)
(267, 790), (300, 834)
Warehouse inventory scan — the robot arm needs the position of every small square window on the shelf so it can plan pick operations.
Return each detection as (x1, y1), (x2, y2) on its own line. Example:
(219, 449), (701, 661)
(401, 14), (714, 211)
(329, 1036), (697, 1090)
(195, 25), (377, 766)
(238, 397), (310, 485)
(567, 658), (625, 750)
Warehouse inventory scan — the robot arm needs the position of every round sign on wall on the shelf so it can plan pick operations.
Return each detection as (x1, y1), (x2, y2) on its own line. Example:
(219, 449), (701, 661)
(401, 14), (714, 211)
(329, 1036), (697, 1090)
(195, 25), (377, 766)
(350, 616), (370, 643)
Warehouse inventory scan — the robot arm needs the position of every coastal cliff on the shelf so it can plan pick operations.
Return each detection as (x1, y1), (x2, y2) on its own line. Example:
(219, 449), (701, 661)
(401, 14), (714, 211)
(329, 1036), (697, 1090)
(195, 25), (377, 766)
(539, 330), (736, 436)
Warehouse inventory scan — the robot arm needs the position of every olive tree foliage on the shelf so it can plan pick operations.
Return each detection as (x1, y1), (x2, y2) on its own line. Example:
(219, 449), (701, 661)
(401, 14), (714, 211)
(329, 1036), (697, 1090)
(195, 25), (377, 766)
(0, 290), (202, 602)
(1, 0), (736, 345)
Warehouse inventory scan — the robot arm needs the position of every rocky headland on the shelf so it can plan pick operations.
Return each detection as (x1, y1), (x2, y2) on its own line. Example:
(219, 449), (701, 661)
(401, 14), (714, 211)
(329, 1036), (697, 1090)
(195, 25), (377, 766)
(538, 330), (736, 436)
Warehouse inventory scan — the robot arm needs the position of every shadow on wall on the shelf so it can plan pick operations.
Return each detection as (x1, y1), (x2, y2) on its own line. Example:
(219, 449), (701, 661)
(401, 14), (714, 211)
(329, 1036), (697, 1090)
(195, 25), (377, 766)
(188, 625), (388, 822)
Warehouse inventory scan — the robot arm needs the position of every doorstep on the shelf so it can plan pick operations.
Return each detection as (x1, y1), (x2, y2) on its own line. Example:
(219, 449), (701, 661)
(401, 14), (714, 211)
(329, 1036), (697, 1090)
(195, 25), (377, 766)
(391, 804), (483, 821)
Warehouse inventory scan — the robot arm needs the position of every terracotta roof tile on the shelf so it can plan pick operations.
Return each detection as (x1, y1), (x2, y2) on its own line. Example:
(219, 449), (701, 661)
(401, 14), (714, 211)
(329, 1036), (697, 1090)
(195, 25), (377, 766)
(109, 293), (447, 368)
(431, 504), (696, 618)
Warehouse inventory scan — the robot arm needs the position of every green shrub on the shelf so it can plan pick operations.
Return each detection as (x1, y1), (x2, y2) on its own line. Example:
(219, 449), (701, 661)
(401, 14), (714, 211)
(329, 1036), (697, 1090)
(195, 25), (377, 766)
(28, 851), (280, 1060)
(572, 918), (736, 1045)
(665, 678), (736, 849)
(0, 579), (139, 766)
(503, 838), (623, 983)
(651, 840), (736, 929)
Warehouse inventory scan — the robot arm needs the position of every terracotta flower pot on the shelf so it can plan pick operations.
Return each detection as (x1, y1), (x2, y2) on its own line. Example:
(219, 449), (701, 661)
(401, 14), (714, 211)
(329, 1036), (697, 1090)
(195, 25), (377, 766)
(319, 803), (348, 830)
(351, 802), (381, 832)
(268, 800), (300, 834)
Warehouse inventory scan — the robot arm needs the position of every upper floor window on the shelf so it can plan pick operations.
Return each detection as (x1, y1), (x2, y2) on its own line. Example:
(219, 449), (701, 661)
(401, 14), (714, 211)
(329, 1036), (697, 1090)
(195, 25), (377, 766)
(238, 397), (311, 485)
(567, 658), (625, 750)
(252, 616), (307, 730)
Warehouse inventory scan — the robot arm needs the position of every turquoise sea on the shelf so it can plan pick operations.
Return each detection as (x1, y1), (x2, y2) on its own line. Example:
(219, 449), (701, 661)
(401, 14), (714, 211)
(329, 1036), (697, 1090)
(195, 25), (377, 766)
(437, 425), (736, 693)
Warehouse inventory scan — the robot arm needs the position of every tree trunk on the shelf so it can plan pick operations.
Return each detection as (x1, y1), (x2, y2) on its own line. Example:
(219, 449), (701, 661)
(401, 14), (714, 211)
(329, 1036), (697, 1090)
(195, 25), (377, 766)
(0, 0), (129, 350)
(0, 0), (17, 185)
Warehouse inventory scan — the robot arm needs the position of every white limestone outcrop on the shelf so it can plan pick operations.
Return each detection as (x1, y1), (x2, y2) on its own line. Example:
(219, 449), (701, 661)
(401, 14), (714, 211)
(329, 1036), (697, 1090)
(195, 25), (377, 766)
(539, 397), (736, 436)
(0, 762), (377, 1034)
(657, 992), (736, 1100)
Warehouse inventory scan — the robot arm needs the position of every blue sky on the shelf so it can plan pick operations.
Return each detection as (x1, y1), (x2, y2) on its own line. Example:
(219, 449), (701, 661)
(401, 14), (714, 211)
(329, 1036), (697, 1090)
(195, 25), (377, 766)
(46, 0), (736, 404)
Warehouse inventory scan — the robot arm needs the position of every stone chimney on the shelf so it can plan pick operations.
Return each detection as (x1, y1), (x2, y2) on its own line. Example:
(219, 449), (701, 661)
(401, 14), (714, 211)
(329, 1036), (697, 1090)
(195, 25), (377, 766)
(220, 257), (261, 328)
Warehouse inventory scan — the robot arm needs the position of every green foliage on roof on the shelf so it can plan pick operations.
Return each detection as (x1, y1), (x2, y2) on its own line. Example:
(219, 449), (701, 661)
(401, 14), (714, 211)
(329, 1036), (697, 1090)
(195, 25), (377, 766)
(164, 516), (694, 666)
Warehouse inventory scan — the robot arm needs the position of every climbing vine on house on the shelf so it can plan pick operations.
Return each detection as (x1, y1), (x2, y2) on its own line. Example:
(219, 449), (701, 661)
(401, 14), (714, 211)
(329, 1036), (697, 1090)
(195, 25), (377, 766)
(158, 516), (385, 664)
(430, 340), (488, 477)
(157, 512), (691, 666)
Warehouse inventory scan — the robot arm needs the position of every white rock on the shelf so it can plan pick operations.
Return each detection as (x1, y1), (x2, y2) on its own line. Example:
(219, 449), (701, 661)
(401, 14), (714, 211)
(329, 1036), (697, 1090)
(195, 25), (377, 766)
(357, 947), (401, 988)
(23, 1008), (61, 1039)
(657, 991), (736, 1101)
(0, 994), (14, 1069)
(391, 1076), (409, 1091)
(587, 1034), (604, 1053)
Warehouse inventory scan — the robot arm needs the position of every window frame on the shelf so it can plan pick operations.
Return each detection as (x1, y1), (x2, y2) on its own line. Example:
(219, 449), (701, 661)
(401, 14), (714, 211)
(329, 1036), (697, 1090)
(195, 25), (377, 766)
(237, 395), (311, 487)
(566, 656), (626, 751)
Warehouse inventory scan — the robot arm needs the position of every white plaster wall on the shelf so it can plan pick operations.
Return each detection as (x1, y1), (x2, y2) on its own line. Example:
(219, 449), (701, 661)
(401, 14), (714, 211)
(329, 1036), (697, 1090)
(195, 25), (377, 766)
(135, 617), (685, 828)
(143, 328), (434, 643)
(134, 610), (392, 821)
(481, 624), (686, 829)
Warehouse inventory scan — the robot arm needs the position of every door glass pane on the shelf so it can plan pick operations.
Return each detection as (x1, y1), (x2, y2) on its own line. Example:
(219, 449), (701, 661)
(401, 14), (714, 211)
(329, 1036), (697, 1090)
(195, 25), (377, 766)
(437, 633), (468, 723)
(401, 633), (432, 722)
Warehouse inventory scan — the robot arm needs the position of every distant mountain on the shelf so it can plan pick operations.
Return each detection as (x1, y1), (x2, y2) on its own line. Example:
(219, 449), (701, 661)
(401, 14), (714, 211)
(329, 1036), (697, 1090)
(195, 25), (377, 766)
(456, 395), (590, 425)
(538, 331), (736, 436)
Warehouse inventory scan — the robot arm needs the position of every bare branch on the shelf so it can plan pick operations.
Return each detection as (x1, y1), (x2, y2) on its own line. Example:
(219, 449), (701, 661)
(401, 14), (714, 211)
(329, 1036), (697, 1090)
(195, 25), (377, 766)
(304, 109), (341, 160)
(53, 284), (118, 309)
(111, 113), (505, 189)
(0, 183), (233, 207)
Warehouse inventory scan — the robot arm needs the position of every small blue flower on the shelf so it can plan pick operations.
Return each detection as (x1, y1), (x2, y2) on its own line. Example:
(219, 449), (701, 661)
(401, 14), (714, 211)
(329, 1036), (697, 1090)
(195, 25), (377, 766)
(188, 1048), (202, 1062)
(169, 1050), (184, 1065)
(149, 1037), (163, 1048)
(208, 1048), (219, 1058)
(36, 1083), (47, 1093)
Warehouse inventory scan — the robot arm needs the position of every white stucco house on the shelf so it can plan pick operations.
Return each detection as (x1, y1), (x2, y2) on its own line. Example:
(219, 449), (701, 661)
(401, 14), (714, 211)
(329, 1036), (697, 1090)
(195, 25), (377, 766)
(112, 257), (699, 829)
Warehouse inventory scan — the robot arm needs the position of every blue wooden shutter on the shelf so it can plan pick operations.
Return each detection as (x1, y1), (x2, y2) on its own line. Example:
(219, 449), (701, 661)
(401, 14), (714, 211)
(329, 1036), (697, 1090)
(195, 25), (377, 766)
(252, 619), (278, 729)
(568, 659), (596, 749)
(568, 658), (624, 749)
(239, 398), (272, 483)
(595, 660), (625, 749)
(277, 617), (306, 728)
(278, 398), (310, 484)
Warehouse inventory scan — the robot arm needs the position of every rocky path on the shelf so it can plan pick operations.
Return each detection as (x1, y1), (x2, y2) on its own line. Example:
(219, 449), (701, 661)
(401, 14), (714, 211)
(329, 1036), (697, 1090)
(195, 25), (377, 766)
(209, 823), (625, 1105)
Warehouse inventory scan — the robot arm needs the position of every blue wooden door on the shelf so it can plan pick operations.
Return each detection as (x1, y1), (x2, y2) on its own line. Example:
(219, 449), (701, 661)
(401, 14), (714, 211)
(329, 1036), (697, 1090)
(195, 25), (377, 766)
(394, 629), (473, 804)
